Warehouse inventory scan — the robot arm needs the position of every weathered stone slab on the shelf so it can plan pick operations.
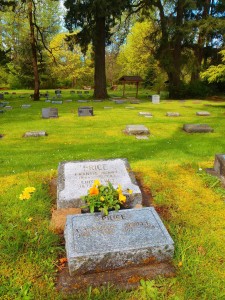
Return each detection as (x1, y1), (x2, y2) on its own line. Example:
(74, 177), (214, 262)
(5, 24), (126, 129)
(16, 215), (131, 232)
(21, 104), (31, 108)
(57, 158), (142, 209)
(5, 106), (12, 110)
(152, 95), (160, 104)
(124, 125), (150, 135)
(166, 112), (180, 117)
(93, 100), (103, 102)
(206, 154), (225, 184)
(196, 111), (211, 116)
(65, 100), (73, 102)
(78, 106), (93, 116)
(45, 100), (51, 103)
(183, 124), (213, 133)
(77, 100), (89, 103)
(52, 100), (63, 104)
(24, 131), (47, 137)
(65, 207), (174, 276)
(139, 112), (152, 116)
(104, 106), (113, 109)
(42, 108), (58, 119)
(115, 100), (126, 104)
(136, 135), (149, 140)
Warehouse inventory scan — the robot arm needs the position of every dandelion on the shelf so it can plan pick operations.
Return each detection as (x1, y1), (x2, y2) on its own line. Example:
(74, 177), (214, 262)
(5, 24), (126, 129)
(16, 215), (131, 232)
(24, 187), (36, 193)
(119, 193), (126, 203)
(100, 196), (105, 201)
(28, 217), (33, 222)
(94, 179), (101, 186)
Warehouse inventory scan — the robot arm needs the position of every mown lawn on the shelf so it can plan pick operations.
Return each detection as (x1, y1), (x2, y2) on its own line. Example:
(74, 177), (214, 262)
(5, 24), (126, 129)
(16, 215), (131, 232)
(0, 89), (225, 299)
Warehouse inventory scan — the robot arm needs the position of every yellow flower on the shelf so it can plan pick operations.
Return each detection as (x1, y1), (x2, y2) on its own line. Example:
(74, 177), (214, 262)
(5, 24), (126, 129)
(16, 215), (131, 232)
(94, 179), (101, 186)
(127, 189), (133, 194)
(117, 184), (122, 193)
(119, 193), (126, 203)
(19, 191), (31, 200)
(24, 187), (36, 193)
(100, 196), (105, 201)
(178, 261), (183, 267)
(89, 186), (99, 195)
(28, 217), (33, 222)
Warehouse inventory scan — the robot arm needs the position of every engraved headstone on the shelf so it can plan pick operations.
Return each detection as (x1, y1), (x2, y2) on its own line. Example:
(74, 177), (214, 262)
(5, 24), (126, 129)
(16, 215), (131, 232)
(196, 111), (211, 116)
(183, 124), (214, 133)
(78, 106), (93, 116)
(65, 207), (174, 275)
(24, 131), (47, 137)
(57, 158), (142, 209)
(166, 112), (180, 117)
(42, 108), (58, 119)
(152, 95), (160, 104)
(124, 125), (150, 135)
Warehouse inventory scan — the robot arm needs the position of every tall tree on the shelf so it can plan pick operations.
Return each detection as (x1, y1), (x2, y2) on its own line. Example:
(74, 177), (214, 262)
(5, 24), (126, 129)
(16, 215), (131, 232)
(64, 0), (131, 99)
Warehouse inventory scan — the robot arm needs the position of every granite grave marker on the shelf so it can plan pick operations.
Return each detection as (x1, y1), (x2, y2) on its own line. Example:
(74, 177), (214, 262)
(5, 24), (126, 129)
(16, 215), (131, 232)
(64, 207), (174, 275)
(42, 108), (58, 119)
(57, 158), (142, 209)
(124, 125), (150, 135)
(78, 106), (93, 116)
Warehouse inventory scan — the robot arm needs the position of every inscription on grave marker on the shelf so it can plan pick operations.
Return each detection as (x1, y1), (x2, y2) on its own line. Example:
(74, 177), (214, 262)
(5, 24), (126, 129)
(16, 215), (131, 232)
(65, 207), (174, 275)
(57, 159), (142, 209)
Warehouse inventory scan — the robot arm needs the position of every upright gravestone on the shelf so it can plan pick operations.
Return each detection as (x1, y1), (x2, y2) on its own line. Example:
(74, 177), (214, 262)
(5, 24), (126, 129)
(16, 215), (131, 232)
(78, 106), (93, 116)
(57, 158), (142, 209)
(42, 108), (58, 119)
(64, 207), (174, 275)
(152, 95), (160, 104)
(206, 154), (225, 184)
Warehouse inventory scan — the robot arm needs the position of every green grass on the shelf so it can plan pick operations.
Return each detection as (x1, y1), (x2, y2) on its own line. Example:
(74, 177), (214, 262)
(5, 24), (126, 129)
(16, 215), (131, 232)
(0, 89), (225, 299)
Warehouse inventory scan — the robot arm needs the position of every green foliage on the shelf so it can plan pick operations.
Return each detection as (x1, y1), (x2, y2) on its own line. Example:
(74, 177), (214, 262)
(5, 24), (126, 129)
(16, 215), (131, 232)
(201, 50), (225, 83)
(82, 180), (128, 216)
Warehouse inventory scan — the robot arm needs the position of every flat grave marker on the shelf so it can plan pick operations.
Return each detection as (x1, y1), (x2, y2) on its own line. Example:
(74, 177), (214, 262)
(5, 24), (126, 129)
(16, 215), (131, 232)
(196, 111), (211, 116)
(52, 100), (63, 104)
(166, 112), (180, 117)
(24, 131), (47, 137)
(57, 158), (142, 209)
(21, 104), (31, 108)
(139, 112), (152, 117)
(104, 106), (113, 109)
(136, 135), (149, 140)
(78, 106), (93, 116)
(42, 108), (58, 119)
(5, 106), (12, 110)
(65, 207), (174, 275)
(183, 124), (214, 133)
(124, 125), (150, 135)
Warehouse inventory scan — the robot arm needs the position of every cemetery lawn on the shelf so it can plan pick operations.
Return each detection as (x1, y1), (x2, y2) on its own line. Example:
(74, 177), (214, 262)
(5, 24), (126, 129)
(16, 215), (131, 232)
(0, 90), (225, 299)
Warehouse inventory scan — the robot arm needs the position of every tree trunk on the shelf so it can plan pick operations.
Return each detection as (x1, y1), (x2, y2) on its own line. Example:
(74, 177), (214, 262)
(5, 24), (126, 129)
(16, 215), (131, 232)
(27, 0), (40, 101)
(93, 16), (107, 99)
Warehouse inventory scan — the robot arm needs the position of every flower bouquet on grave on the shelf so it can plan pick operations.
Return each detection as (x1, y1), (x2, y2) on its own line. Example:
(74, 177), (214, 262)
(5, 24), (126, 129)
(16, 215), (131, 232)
(81, 179), (133, 216)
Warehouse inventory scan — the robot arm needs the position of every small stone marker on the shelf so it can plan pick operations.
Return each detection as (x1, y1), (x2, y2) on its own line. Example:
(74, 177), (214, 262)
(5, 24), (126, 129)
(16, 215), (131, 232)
(136, 135), (149, 140)
(64, 207), (174, 275)
(65, 100), (73, 103)
(52, 100), (63, 104)
(166, 112), (180, 117)
(206, 154), (225, 184)
(78, 106), (93, 116)
(5, 106), (12, 110)
(0, 94), (4, 100)
(126, 106), (135, 109)
(183, 124), (214, 133)
(42, 108), (58, 119)
(124, 125), (150, 135)
(77, 100), (89, 103)
(152, 95), (160, 104)
(104, 106), (113, 109)
(93, 100), (103, 102)
(45, 100), (51, 103)
(115, 100), (126, 104)
(21, 104), (31, 108)
(196, 111), (211, 116)
(24, 131), (47, 137)
(57, 158), (142, 209)
(139, 112), (152, 117)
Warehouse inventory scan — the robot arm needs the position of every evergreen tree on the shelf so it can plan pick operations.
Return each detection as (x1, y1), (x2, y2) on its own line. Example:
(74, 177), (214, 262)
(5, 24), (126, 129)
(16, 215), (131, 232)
(64, 0), (131, 99)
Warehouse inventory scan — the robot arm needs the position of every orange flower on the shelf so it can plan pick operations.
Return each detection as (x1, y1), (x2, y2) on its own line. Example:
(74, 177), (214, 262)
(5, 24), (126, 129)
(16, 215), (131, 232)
(89, 186), (99, 195)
